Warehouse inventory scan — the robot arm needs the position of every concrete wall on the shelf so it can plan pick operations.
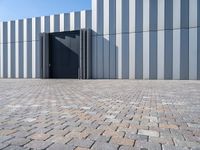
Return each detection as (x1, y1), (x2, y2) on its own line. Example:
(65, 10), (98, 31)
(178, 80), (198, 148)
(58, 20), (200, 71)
(92, 0), (200, 80)
(0, 10), (91, 78)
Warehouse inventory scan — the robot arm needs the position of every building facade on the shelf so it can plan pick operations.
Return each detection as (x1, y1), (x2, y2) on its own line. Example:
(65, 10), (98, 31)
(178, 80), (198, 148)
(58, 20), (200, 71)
(0, 0), (200, 80)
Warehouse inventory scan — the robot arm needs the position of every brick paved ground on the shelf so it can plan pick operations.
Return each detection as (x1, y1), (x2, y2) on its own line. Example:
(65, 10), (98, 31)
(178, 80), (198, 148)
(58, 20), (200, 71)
(0, 79), (199, 150)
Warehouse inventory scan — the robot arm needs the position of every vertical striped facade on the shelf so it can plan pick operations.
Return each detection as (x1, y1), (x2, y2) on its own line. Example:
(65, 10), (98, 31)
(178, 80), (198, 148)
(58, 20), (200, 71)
(92, 0), (200, 80)
(0, 10), (91, 78)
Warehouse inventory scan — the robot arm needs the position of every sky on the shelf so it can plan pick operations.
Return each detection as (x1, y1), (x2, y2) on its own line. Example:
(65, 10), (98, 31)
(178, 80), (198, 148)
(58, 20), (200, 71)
(0, 0), (91, 21)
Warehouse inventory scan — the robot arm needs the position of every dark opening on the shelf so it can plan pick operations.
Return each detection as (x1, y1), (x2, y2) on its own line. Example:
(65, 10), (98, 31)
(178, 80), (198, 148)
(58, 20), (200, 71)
(49, 30), (80, 79)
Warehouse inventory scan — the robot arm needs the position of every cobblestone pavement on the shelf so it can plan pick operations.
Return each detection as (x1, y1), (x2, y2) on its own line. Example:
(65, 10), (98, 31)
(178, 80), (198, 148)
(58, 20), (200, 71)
(0, 80), (199, 150)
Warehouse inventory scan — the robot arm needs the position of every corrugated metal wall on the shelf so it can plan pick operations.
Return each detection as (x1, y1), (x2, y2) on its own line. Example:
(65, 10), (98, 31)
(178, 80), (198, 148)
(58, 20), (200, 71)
(0, 10), (91, 78)
(92, 0), (200, 80)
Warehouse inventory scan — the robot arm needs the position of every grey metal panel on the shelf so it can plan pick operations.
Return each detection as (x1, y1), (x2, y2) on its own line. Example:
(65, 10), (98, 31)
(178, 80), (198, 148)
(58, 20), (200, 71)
(122, 0), (129, 33)
(109, 34), (116, 79)
(86, 10), (92, 29)
(173, 0), (181, 29)
(103, 35), (109, 78)
(11, 43), (15, 78)
(164, 30), (173, 79)
(54, 15), (60, 32)
(97, 36), (104, 78)
(97, 0), (104, 35)
(122, 34), (129, 79)
(135, 32), (143, 79)
(3, 44), (7, 78)
(189, 28), (197, 80)
(64, 13), (70, 31)
(198, 0), (200, 27)
(10, 21), (15, 43)
(2, 22), (8, 43)
(35, 17), (41, 41)
(27, 19), (32, 41)
(180, 29), (189, 80)
(18, 42), (23, 78)
(18, 20), (23, 42)
(189, 0), (197, 28)
(74, 12), (81, 30)
(35, 41), (41, 78)
(198, 27), (200, 80)
(135, 0), (143, 32)
(92, 36), (97, 78)
(109, 0), (116, 35)
(165, 0), (173, 30)
(149, 31), (157, 79)
(181, 0), (189, 29)
(27, 42), (32, 78)
(150, 0), (157, 31)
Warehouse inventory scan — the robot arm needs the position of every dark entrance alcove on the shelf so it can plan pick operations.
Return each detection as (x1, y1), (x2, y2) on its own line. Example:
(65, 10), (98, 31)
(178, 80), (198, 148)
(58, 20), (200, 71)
(40, 29), (92, 79)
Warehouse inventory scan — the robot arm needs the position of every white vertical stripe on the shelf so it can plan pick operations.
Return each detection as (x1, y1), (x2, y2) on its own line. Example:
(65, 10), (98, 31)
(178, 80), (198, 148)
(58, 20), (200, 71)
(23, 19), (27, 78)
(189, 0), (198, 27)
(143, 0), (149, 31)
(173, 0), (181, 80)
(116, 0), (122, 78)
(157, 31), (165, 79)
(173, 0), (181, 29)
(116, 0), (122, 34)
(173, 30), (180, 80)
(143, 0), (149, 79)
(7, 21), (11, 78)
(158, 0), (165, 30)
(70, 12), (75, 31)
(41, 16), (45, 33)
(0, 22), (2, 78)
(60, 14), (65, 32)
(143, 32), (149, 79)
(15, 20), (19, 78)
(157, 0), (165, 79)
(50, 15), (54, 33)
(104, 0), (109, 35)
(92, 0), (97, 34)
(81, 11), (86, 29)
(189, 28), (197, 80)
(129, 0), (135, 33)
(129, 33), (135, 79)
(32, 18), (36, 78)
(0, 43), (2, 78)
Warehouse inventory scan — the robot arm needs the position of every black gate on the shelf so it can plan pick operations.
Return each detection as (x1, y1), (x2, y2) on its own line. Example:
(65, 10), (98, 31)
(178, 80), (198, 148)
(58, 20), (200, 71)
(40, 29), (92, 79)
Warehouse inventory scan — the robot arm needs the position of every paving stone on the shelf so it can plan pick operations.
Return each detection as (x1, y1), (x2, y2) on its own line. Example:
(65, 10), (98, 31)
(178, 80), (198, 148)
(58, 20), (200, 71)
(47, 143), (75, 150)
(119, 145), (135, 150)
(162, 144), (189, 150)
(92, 142), (119, 150)
(138, 129), (159, 137)
(0, 143), (9, 149)
(110, 137), (134, 146)
(6, 137), (30, 146)
(125, 133), (148, 141)
(67, 139), (94, 148)
(134, 141), (161, 150)
(29, 133), (51, 141)
(0, 80), (199, 150)
(24, 140), (53, 149)
(3, 145), (28, 150)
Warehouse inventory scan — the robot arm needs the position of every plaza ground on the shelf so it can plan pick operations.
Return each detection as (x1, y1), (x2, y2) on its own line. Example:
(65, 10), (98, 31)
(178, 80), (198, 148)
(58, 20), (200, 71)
(0, 80), (199, 150)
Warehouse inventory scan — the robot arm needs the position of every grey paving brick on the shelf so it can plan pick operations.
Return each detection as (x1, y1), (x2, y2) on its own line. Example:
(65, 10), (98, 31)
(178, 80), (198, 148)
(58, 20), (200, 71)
(47, 143), (75, 150)
(92, 142), (119, 150)
(67, 139), (94, 148)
